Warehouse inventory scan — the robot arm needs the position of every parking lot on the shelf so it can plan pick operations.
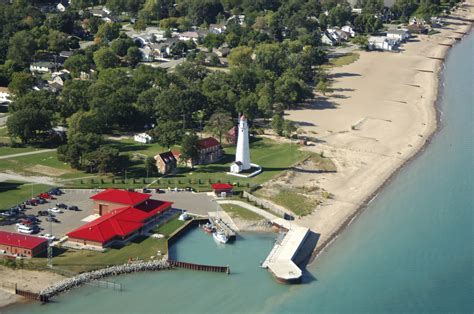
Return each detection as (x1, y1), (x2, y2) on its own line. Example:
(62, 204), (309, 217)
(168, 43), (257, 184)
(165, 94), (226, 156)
(0, 189), (218, 240)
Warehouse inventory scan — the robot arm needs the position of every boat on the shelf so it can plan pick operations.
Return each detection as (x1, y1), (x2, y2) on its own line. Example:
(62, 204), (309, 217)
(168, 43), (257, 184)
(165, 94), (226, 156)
(179, 211), (191, 221)
(203, 223), (214, 233)
(212, 230), (229, 244)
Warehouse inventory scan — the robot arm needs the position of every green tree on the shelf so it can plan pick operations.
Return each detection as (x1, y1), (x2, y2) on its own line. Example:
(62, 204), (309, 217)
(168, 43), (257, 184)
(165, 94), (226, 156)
(271, 113), (284, 136)
(67, 110), (103, 137)
(282, 119), (296, 138)
(110, 38), (135, 56)
(145, 156), (158, 177)
(204, 111), (234, 144)
(47, 30), (69, 53)
(93, 47), (120, 70)
(316, 79), (331, 96)
(95, 22), (121, 43)
(126, 46), (142, 66)
(180, 132), (199, 167)
(227, 46), (253, 68)
(7, 108), (52, 144)
(63, 54), (92, 77)
(7, 31), (37, 67)
(84, 145), (127, 174)
(153, 121), (184, 149)
(59, 80), (92, 118)
(8, 72), (35, 96)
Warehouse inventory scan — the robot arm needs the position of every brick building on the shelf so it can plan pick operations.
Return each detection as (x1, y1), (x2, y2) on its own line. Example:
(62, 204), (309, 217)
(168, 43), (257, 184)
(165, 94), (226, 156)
(0, 231), (48, 258)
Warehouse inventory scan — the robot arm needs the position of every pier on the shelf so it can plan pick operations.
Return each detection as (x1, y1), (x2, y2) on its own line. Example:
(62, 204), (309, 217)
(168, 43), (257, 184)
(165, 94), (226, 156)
(208, 211), (237, 240)
(261, 218), (309, 284)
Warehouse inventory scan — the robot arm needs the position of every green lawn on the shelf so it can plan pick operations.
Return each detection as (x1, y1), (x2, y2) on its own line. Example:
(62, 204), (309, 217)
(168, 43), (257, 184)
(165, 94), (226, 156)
(0, 181), (53, 210)
(27, 217), (187, 273)
(256, 187), (319, 217)
(325, 52), (360, 68)
(220, 204), (264, 221)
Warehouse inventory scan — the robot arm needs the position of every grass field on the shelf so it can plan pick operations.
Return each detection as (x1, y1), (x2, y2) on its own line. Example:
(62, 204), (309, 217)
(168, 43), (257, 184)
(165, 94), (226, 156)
(326, 52), (360, 68)
(220, 204), (264, 221)
(0, 181), (52, 210)
(255, 187), (319, 217)
(27, 217), (187, 273)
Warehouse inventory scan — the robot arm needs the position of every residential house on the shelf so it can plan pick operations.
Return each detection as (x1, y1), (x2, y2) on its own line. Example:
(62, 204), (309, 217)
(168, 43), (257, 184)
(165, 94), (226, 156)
(211, 183), (233, 197)
(225, 126), (238, 145)
(30, 61), (56, 73)
(195, 137), (223, 165)
(134, 132), (153, 144)
(227, 15), (245, 25)
(0, 89), (11, 105)
(368, 36), (399, 51)
(48, 70), (70, 87)
(386, 29), (410, 42)
(341, 25), (356, 38)
(56, 0), (70, 12)
(178, 31), (208, 43)
(139, 46), (154, 62)
(59, 50), (74, 58)
(154, 151), (177, 174)
(321, 32), (337, 46)
(406, 24), (428, 34)
(213, 47), (230, 57)
(209, 24), (226, 34)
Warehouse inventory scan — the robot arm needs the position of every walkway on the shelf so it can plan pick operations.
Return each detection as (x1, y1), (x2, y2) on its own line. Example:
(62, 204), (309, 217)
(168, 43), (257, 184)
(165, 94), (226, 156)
(216, 200), (278, 221)
(0, 149), (55, 160)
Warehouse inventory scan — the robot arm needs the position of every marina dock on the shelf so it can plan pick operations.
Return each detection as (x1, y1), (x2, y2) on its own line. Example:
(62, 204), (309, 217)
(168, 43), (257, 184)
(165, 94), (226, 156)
(261, 218), (309, 284)
(208, 211), (237, 240)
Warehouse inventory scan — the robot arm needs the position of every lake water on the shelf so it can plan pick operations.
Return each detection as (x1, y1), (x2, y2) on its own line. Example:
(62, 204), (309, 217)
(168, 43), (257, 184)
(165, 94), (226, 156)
(7, 30), (473, 313)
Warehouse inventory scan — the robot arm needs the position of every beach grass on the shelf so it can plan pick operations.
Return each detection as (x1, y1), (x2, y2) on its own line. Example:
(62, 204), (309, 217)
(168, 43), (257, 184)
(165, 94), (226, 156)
(256, 187), (318, 217)
(327, 52), (360, 68)
(220, 203), (265, 221)
(0, 181), (53, 210)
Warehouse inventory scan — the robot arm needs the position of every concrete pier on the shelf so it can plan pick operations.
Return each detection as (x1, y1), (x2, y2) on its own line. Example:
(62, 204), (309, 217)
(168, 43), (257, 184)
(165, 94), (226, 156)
(208, 211), (237, 240)
(261, 218), (309, 283)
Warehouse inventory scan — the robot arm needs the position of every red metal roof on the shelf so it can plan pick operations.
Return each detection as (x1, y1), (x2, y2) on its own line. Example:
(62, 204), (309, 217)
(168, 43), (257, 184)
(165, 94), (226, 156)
(196, 137), (220, 150)
(0, 231), (47, 250)
(90, 189), (151, 205)
(211, 183), (234, 190)
(67, 199), (172, 244)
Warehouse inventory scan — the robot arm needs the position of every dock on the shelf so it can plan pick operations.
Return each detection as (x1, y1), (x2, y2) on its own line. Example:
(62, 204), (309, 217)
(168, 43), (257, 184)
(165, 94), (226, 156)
(261, 218), (309, 284)
(208, 211), (237, 240)
(169, 259), (230, 274)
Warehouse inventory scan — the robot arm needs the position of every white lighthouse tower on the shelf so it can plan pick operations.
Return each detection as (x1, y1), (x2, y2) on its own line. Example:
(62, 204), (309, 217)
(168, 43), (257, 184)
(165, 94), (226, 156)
(230, 115), (251, 173)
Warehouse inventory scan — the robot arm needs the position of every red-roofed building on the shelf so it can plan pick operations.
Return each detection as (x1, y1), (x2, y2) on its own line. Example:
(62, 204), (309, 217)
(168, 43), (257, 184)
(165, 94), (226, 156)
(67, 190), (172, 249)
(211, 183), (234, 196)
(0, 231), (48, 258)
(91, 189), (151, 215)
(195, 137), (223, 165)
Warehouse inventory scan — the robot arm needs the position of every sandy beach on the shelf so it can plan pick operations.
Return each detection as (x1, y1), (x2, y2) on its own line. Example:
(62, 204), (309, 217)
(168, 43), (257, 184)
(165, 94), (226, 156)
(282, 1), (473, 257)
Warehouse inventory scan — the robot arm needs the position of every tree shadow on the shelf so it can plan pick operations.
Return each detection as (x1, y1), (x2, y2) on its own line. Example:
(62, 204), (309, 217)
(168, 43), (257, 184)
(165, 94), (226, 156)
(331, 87), (355, 92)
(329, 72), (361, 79)
(299, 99), (338, 110)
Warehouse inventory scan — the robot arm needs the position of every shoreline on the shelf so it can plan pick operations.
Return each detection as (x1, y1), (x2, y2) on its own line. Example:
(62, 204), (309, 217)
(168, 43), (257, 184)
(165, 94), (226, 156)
(300, 4), (474, 262)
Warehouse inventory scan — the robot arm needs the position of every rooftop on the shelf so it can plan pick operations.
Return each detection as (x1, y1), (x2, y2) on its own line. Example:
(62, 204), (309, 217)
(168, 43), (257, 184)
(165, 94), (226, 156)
(90, 188), (151, 206)
(211, 183), (234, 190)
(196, 137), (220, 150)
(0, 231), (48, 250)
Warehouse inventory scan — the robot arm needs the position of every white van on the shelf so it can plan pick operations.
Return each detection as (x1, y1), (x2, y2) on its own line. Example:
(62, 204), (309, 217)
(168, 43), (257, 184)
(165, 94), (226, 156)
(17, 225), (36, 234)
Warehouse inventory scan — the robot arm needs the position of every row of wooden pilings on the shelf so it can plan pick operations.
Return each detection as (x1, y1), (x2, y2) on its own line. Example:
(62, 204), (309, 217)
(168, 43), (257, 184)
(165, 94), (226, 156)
(168, 259), (230, 274)
(15, 288), (49, 303)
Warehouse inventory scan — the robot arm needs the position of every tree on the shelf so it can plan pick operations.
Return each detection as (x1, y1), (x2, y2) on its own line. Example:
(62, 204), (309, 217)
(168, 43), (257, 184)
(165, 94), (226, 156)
(47, 30), (69, 53)
(59, 80), (92, 118)
(7, 31), (37, 67)
(67, 110), (103, 137)
(93, 47), (120, 70)
(58, 133), (104, 169)
(110, 38), (135, 56)
(204, 111), (233, 144)
(64, 54), (92, 77)
(7, 108), (52, 144)
(9, 90), (57, 112)
(180, 132), (199, 167)
(282, 120), (296, 138)
(145, 156), (158, 177)
(95, 22), (121, 43)
(316, 79), (331, 96)
(271, 113), (284, 136)
(8, 72), (35, 96)
(228, 46), (253, 68)
(125, 46), (142, 66)
(352, 35), (369, 49)
(153, 121), (184, 149)
(84, 145), (127, 174)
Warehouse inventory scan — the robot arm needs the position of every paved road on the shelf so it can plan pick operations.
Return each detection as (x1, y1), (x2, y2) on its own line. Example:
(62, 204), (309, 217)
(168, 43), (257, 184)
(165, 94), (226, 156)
(0, 149), (55, 160)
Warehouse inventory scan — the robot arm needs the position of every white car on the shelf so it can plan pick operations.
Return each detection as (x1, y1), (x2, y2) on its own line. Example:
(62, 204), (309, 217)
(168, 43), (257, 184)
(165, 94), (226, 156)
(40, 234), (56, 241)
(48, 207), (62, 213)
(17, 227), (35, 234)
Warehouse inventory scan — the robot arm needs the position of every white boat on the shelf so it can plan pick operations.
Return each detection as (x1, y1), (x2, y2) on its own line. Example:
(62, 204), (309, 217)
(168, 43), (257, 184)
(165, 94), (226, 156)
(212, 230), (229, 244)
(179, 211), (191, 221)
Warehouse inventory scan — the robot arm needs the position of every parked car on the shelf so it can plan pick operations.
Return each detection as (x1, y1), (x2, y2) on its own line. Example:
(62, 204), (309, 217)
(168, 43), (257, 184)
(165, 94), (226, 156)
(29, 199), (38, 206)
(48, 207), (61, 213)
(56, 203), (67, 209)
(68, 205), (79, 211)
(49, 188), (62, 196)
(36, 198), (46, 204)
(154, 188), (165, 193)
(142, 188), (151, 193)
(38, 210), (49, 216)
(46, 216), (59, 223)
(40, 234), (56, 241)
(0, 211), (11, 217)
(25, 215), (39, 223)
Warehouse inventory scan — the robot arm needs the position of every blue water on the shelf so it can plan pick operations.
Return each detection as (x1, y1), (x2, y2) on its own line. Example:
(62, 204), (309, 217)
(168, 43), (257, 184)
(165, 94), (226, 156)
(6, 31), (473, 313)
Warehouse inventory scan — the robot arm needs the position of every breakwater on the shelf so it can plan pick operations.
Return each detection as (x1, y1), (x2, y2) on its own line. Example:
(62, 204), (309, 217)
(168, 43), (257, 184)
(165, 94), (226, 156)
(169, 260), (230, 274)
(40, 259), (170, 300)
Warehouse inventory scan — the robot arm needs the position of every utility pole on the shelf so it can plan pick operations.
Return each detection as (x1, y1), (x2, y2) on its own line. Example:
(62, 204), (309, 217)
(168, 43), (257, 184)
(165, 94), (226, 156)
(47, 212), (53, 268)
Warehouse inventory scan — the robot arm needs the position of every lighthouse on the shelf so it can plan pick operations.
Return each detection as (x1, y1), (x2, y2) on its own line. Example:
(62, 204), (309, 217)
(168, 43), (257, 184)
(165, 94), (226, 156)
(230, 115), (251, 173)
